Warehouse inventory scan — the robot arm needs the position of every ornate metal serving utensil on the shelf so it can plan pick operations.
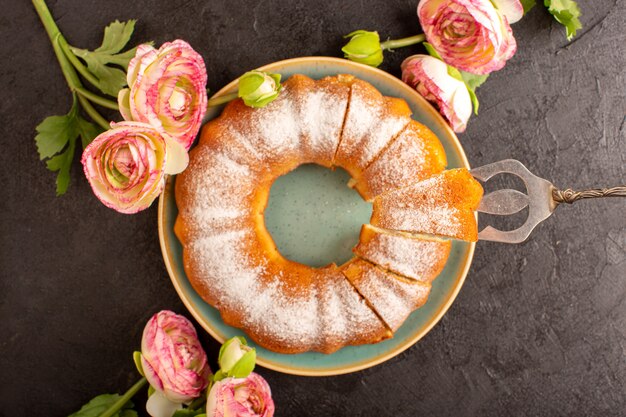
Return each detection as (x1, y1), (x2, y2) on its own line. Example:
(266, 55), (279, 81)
(470, 159), (626, 244)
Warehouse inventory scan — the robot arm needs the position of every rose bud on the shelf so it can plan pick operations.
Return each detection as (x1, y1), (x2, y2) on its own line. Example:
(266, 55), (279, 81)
(81, 122), (188, 214)
(401, 54), (472, 132)
(140, 310), (211, 417)
(238, 71), (282, 108)
(417, 0), (523, 74)
(341, 30), (384, 67)
(206, 373), (275, 417)
(118, 40), (208, 150)
(218, 337), (256, 377)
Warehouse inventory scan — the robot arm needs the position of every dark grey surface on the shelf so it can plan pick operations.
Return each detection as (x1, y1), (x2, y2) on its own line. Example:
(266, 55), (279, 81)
(1, 0), (625, 416)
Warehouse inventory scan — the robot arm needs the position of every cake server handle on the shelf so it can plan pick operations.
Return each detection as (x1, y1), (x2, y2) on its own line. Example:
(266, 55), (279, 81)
(469, 159), (626, 244)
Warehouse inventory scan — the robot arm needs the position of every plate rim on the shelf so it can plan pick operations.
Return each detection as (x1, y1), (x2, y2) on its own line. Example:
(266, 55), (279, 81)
(158, 56), (476, 376)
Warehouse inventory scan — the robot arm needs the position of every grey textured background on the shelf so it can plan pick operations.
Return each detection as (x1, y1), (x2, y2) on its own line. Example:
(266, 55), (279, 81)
(1, 0), (625, 416)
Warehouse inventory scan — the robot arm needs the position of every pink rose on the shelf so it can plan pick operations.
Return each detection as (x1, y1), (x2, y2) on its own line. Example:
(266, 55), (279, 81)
(418, 0), (523, 74)
(118, 40), (208, 150)
(140, 311), (211, 405)
(402, 54), (472, 132)
(206, 373), (275, 417)
(81, 122), (188, 214)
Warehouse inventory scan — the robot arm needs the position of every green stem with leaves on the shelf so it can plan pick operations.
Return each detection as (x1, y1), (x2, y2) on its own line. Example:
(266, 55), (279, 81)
(380, 34), (426, 50)
(99, 377), (147, 417)
(32, 0), (111, 130)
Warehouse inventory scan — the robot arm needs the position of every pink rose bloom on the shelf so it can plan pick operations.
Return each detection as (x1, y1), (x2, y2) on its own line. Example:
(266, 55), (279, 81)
(418, 0), (523, 74)
(141, 311), (211, 404)
(206, 373), (275, 417)
(118, 40), (207, 150)
(402, 54), (472, 132)
(81, 122), (188, 214)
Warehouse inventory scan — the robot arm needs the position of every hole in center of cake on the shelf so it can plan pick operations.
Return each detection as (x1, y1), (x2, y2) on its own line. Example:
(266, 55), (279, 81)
(264, 164), (372, 268)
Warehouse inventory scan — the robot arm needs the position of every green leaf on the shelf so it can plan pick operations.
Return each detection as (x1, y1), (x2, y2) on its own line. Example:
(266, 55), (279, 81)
(35, 104), (78, 160)
(544, 0), (582, 40)
(68, 393), (135, 417)
(212, 369), (227, 382)
(96, 20), (136, 54)
(82, 55), (129, 96)
(35, 96), (104, 195)
(77, 117), (103, 149)
(460, 71), (489, 115)
(133, 351), (144, 377)
(446, 66), (464, 82)
(148, 385), (156, 397)
(467, 89), (480, 115)
(68, 20), (146, 96)
(460, 71), (489, 91)
(228, 349), (256, 378)
(423, 42), (442, 60)
(45, 136), (76, 196)
(521, 0), (536, 13)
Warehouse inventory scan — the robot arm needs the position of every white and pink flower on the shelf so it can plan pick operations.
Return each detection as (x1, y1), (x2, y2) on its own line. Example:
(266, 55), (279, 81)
(118, 40), (207, 150)
(81, 122), (187, 214)
(417, 0), (523, 74)
(140, 310), (211, 407)
(402, 54), (472, 132)
(206, 373), (275, 417)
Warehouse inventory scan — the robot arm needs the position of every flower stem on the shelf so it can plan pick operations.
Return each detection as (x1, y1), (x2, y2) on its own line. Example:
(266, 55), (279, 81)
(99, 377), (147, 417)
(75, 87), (119, 110)
(78, 96), (111, 130)
(207, 92), (238, 107)
(32, 0), (81, 88)
(57, 36), (101, 89)
(380, 34), (426, 50)
(32, 0), (111, 130)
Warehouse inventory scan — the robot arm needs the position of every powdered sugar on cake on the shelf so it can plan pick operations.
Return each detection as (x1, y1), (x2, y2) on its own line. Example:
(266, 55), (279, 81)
(336, 81), (412, 170)
(188, 231), (385, 350)
(344, 260), (431, 331)
(354, 226), (450, 283)
(296, 87), (349, 163)
(358, 124), (430, 198)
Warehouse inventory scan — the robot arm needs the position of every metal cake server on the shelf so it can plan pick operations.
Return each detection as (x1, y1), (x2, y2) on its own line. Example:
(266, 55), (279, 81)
(470, 159), (626, 244)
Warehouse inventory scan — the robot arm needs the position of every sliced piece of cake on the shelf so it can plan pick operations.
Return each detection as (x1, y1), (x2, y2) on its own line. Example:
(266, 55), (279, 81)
(370, 168), (483, 241)
(350, 120), (447, 201)
(333, 79), (412, 177)
(316, 267), (393, 353)
(342, 259), (432, 332)
(288, 74), (353, 167)
(354, 224), (451, 283)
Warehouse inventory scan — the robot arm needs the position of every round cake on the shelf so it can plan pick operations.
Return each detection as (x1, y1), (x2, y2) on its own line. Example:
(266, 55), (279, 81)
(175, 74), (483, 354)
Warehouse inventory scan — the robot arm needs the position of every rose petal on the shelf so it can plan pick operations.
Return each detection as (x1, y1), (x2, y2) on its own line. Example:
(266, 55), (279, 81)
(492, 0), (524, 23)
(146, 390), (183, 417)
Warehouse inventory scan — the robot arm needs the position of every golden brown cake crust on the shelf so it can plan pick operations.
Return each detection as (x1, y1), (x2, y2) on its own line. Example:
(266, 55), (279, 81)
(175, 74), (481, 354)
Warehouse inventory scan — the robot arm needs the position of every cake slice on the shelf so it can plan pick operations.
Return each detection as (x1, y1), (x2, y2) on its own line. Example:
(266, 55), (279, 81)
(287, 74), (353, 167)
(354, 224), (451, 283)
(174, 144), (265, 238)
(371, 168), (483, 241)
(350, 120), (447, 201)
(342, 259), (431, 332)
(214, 80), (303, 178)
(316, 267), (392, 353)
(333, 79), (412, 177)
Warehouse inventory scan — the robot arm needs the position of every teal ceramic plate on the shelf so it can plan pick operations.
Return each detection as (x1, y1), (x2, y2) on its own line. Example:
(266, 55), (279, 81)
(158, 57), (475, 376)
